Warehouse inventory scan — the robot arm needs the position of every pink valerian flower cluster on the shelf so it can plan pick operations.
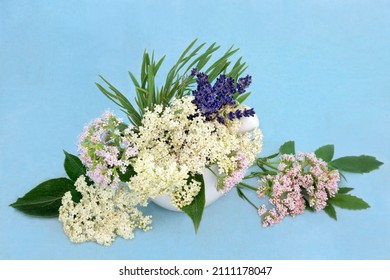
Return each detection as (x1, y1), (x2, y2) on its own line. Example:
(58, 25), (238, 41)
(257, 153), (340, 227)
(221, 151), (250, 194)
(78, 111), (138, 188)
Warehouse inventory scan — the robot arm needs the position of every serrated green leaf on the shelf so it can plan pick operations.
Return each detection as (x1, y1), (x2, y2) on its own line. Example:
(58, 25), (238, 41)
(324, 203), (337, 220)
(10, 178), (76, 217)
(279, 141), (295, 155)
(181, 174), (205, 233)
(314, 144), (334, 162)
(330, 155), (383, 174)
(338, 187), (354, 194)
(329, 193), (370, 210)
(63, 151), (86, 182)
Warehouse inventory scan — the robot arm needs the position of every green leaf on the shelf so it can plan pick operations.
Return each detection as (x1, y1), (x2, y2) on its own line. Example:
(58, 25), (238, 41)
(70, 189), (82, 203)
(324, 203), (337, 220)
(63, 151), (86, 182)
(118, 165), (136, 182)
(147, 65), (155, 110)
(235, 92), (251, 104)
(128, 71), (140, 88)
(329, 193), (370, 210)
(314, 144), (334, 162)
(118, 122), (129, 132)
(98, 41), (248, 129)
(181, 174), (205, 233)
(330, 155), (383, 174)
(279, 141), (295, 155)
(10, 178), (76, 217)
(338, 187), (354, 194)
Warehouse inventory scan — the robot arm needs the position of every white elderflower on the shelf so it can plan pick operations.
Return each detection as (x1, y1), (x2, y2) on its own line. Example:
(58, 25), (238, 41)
(59, 176), (151, 246)
(128, 96), (263, 209)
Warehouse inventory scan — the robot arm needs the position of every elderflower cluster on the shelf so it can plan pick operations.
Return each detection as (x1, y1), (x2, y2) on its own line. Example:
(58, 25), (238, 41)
(211, 121), (262, 179)
(59, 176), (151, 246)
(129, 96), (262, 208)
(78, 111), (137, 188)
(257, 153), (340, 227)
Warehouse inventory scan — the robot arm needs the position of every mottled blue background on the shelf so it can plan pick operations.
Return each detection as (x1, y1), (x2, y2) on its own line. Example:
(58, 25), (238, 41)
(1, 0), (389, 259)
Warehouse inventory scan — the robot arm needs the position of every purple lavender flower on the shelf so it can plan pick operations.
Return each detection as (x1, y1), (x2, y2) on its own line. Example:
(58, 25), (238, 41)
(191, 68), (199, 76)
(217, 116), (225, 124)
(228, 111), (235, 121)
(237, 75), (252, 94)
(243, 108), (255, 117)
(235, 109), (243, 119)
(191, 68), (255, 123)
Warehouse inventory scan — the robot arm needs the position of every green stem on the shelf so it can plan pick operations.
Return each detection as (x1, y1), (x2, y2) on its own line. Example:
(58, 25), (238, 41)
(236, 187), (258, 210)
(238, 182), (258, 192)
(256, 158), (278, 171)
(263, 161), (279, 165)
(206, 166), (221, 178)
(243, 170), (277, 180)
(243, 174), (257, 180)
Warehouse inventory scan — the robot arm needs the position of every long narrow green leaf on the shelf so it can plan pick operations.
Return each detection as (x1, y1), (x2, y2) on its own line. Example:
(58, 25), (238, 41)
(236, 92), (251, 104)
(141, 51), (151, 88)
(96, 83), (124, 109)
(147, 65), (155, 110)
(134, 89), (145, 115)
(163, 40), (201, 94)
(184, 43), (219, 74)
(99, 40), (250, 130)
(206, 46), (238, 74)
(154, 55), (166, 74)
(175, 44), (205, 74)
(208, 59), (230, 82)
(227, 57), (248, 81)
(177, 39), (198, 61)
(97, 81), (141, 126)
(128, 71), (140, 88)
(99, 76), (141, 118)
(119, 109), (138, 127)
(96, 83), (142, 127)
